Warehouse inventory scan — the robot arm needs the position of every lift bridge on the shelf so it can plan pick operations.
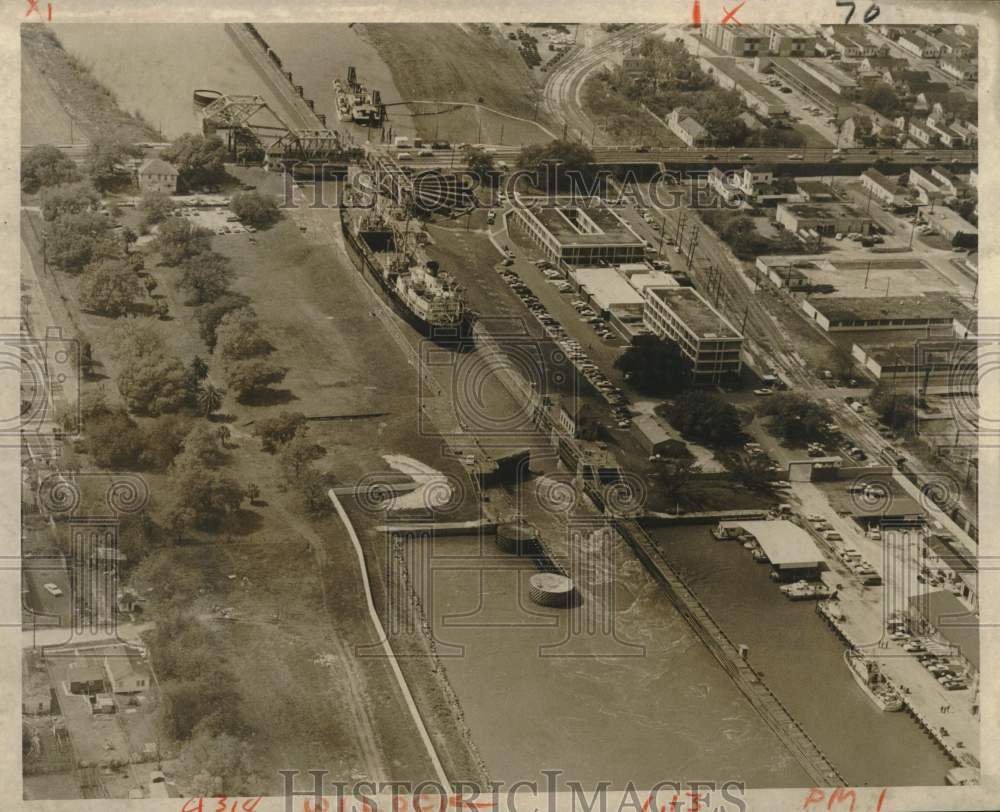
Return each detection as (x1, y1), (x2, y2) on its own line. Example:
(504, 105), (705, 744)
(363, 149), (476, 214)
(198, 92), (363, 173)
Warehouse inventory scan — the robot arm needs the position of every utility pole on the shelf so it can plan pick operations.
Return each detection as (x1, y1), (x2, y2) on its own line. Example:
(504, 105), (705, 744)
(562, 121), (568, 140)
(658, 214), (666, 254)
(499, 123), (504, 145)
(686, 227), (699, 272)
(741, 304), (749, 335)
(864, 260), (872, 289)
(675, 209), (686, 244)
(908, 219), (916, 249)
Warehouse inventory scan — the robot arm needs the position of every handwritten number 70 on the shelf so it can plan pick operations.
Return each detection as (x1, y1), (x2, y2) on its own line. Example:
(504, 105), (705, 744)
(836, 1), (881, 24)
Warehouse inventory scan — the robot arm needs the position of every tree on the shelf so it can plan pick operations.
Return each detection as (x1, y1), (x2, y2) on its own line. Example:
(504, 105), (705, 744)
(85, 407), (146, 468)
(215, 307), (270, 361)
(195, 293), (251, 349)
(229, 191), (279, 228)
(297, 467), (334, 516)
(664, 391), (742, 445)
(827, 344), (856, 380)
(160, 133), (229, 191)
(45, 212), (115, 273)
(178, 251), (234, 305)
(758, 393), (833, 444)
(139, 190), (176, 225)
(106, 317), (166, 364)
(152, 217), (213, 265)
(78, 259), (143, 317)
(177, 423), (225, 468)
(22, 144), (80, 192)
(253, 411), (307, 451)
(139, 414), (192, 470)
(224, 359), (286, 401)
(278, 428), (326, 480)
(516, 139), (596, 192)
(180, 730), (257, 798)
(164, 505), (197, 544)
(116, 350), (188, 415)
(463, 147), (496, 185)
(86, 137), (142, 192)
(245, 482), (260, 504)
(122, 227), (138, 254)
(170, 462), (243, 530)
(859, 82), (902, 118)
(614, 337), (692, 396)
(650, 456), (700, 501)
(731, 452), (775, 493)
(869, 385), (917, 433)
(197, 381), (224, 418)
(160, 673), (244, 739)
(40, 181), (100, 221)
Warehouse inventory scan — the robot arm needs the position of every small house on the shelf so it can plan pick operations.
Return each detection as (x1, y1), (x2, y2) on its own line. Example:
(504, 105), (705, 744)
(104, 656), (151, 694)
(137, 158), (179, 194)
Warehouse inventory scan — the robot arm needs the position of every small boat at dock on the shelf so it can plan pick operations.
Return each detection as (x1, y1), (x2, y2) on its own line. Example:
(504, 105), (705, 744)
(845, 649), (903, 711)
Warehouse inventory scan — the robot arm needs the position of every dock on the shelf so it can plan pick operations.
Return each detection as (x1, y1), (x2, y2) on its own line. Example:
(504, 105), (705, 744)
(643, 509), (770, 526)
(376, 519), (496, 536)
(615, 518), (846, 787)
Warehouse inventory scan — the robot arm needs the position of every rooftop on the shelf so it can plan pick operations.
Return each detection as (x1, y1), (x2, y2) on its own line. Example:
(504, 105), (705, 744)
(796, 180), (835, 198)
(703, 57), (787, 108)
(138, 157), (178, 176)
(862, 168), (900, 193)
(769, 57), (856, 114)
(807, 292), (974, 323)
(719, 520), (823, 568)
(779, 201), (868, 220)
(646, 286), (741, 339)
(528, 202), (645, 247)
(572, 267), (646, 310)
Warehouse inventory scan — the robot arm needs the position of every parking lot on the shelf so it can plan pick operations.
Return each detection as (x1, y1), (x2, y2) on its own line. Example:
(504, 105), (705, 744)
(176, 204), (255, 237)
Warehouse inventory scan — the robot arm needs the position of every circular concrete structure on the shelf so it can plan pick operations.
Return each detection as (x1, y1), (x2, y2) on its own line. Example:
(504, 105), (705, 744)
(529, 573), (577, 608)
(193, 89), (223, 108)
(495, 519), (540, 555)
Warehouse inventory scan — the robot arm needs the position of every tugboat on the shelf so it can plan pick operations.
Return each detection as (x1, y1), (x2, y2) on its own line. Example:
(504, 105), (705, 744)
(334, 66), (384, 126)
(845, 649), (903, 711)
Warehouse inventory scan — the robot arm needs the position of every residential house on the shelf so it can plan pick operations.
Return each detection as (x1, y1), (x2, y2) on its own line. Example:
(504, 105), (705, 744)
(940, 55), (977, 82)
(861, 168), (905, 207)
(926, 118), (965, 148)
(908, 167), (947, 203)
(907, 118), (938, 148)
(764, 24), (817, 57)
(930, 166), (963, 195)
(667, 109), (711, 148)
(897, 31), (943, 58)
(136, 158), (179, 194)
(103, 656), (152, 694)
(860, 55), (907, 74)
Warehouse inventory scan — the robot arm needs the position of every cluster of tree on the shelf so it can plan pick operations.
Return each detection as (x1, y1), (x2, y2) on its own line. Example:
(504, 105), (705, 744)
(516, 139), (596, 193)
(139, 190), (176, 226)
(86, 136), (144, 192)
(179, 251), (235, 306)
(71, 390), (192, 470)
(613, 337), (692, 396)
(757, 392), (834, 444)
(164, 424), (244, 534)
(78, 257), (144, 317)
(106, 319), (188, 415)
(252, 410), (330, 514)
(160, 133), (229, 192)
(149, 609), (251, 745)
(40, 181), (100, 221)
(229, 191), (279, 228)
(464, 147), (497, 186)
(21, 144), (80, 193)
(858, 82), (903, 118)
(210, 305), (286, 402)
(662, 391), (743, 446)
(151, 217), (213, 265)
(699, 210), (801, 260)
(868, 384), (917, 433)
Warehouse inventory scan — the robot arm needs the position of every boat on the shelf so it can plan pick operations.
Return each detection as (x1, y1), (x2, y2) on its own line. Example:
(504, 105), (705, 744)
(779, 580), (834, 601)
(845, 649), (903, 711)
(334, 67), (384, 126)
(752, 548), (769, 563)
(345, 209), (475, 344)
(711, 522), (742, 541)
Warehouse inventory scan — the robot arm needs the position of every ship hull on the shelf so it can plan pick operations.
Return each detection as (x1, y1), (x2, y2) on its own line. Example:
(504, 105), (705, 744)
(845, 650), (903, 711)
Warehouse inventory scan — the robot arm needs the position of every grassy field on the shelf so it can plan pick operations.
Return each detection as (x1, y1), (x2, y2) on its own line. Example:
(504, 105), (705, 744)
(21, 26), (159, 145)
(361, 23), (555, 143)
(580, 74), (686, 148)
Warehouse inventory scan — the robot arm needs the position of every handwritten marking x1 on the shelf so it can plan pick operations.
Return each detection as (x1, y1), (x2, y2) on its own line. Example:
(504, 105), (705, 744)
(721, 1), (746, 24)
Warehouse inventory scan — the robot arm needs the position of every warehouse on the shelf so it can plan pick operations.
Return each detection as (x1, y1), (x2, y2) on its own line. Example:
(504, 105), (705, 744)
(719, 520), (824, 579)
(802, 293), (973, 332)
(776, 201), (873, 237)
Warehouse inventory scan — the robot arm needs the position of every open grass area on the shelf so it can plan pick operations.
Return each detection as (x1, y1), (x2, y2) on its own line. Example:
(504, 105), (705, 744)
(21, 26), (159, 145)
(361, 23), (554, 142)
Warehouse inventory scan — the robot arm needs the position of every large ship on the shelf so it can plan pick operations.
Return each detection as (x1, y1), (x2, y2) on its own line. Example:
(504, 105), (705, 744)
(344, 209), (474, 344)
(334, 66), (384, 126)
(845, 649), (903, 711)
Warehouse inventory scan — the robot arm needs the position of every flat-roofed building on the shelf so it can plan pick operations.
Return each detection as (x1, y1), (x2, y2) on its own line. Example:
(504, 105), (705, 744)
(850, 336), (978, 383)
(767, 57), (856, 118)
(802, 292), (974, 332)
(776, 201), (873, 237)
(511, 199), (646, 266)
(570, 267), (646, 316)
(919, 205), (978, 249)
(719, 520), (824, 579)
(799, 59), (859, 97)
(705, 23), (766, 57)
(765, 24), (818, 56)
(860, 168), (905, 207)
(643, 286), (743, 382)
(702, 56), (789, 117)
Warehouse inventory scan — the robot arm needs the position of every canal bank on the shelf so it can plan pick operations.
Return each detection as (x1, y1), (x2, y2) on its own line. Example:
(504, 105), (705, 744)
(647, 524), (955, 786)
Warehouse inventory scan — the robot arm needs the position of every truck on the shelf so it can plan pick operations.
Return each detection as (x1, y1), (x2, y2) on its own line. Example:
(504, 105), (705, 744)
(393, 136), (411, 149)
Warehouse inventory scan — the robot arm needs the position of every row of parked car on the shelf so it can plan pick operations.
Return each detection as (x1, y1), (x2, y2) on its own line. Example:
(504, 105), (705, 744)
(889, 621), (969, 691)
(495, 266), (632, 428)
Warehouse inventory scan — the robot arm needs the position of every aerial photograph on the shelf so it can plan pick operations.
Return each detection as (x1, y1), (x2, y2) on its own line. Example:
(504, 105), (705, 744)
(19, 19), (981, 803)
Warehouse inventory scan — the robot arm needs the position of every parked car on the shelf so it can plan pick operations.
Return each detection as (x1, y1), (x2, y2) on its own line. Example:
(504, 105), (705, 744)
(787, 153), (804, 160)
(43, 583), (63, 597)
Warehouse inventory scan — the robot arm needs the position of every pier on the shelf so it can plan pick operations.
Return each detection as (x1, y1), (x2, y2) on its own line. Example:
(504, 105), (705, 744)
(615, 518), (846, 787)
